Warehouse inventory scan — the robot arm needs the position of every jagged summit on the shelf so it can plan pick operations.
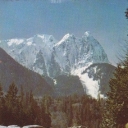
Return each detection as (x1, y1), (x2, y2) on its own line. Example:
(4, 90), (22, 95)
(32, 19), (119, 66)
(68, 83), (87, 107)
(0, 32), (109, 76)
(7, 39), (24, 46)
(0, 32), (110, 98)
(55, 33), (75, 46)
(33, 34), (56, 41)
(0, 47), (53, 96)
(84, 31), (90, 37)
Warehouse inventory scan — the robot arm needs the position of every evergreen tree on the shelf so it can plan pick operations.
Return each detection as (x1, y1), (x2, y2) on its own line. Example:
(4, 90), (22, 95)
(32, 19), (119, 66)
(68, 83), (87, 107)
(41, 95), (52, 127)
(101, 60), (128, 127)
(101, 8), (128, 128)
(25, 91), (36, 125)
(0, 84), (3, 99)
(0, 84), (4, 124)
(18, 85), (26, 126)
(4, 82), (20, 125)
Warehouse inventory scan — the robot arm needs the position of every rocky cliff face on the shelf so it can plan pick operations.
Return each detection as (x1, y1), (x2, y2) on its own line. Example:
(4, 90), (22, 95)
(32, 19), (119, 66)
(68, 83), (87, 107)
(0, 32), (114, 98)
(0, 32), (109, 77)
(0, 47), (53, 96)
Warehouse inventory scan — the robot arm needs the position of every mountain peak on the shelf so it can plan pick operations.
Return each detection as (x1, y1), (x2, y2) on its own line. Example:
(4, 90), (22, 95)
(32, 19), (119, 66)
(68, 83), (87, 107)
(56, 33), (75, 46)
(7, 38), (24, 46)
(63, 33), (74, 39)
(0, 47), (53, 96)
(0, 32), (111, 98)
(33, 34), (56, 42)
(84, 31), (90, 37)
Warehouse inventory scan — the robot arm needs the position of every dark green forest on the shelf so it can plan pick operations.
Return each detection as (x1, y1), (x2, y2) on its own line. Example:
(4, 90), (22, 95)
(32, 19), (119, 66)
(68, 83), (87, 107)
(0, 82), (104, 128)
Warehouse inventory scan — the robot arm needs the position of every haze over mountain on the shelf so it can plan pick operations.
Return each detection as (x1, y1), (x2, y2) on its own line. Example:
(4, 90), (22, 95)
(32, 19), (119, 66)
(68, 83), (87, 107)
(0, 32), (115, 98)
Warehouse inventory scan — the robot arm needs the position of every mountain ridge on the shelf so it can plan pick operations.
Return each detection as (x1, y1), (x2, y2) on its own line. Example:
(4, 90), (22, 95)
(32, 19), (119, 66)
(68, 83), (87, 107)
(0, 32), (114, 98)
(0, 47), (54, 96)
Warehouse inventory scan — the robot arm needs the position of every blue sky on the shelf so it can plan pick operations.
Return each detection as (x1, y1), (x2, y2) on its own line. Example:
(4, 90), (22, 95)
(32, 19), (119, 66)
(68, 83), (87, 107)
(0, 0), (127, 65)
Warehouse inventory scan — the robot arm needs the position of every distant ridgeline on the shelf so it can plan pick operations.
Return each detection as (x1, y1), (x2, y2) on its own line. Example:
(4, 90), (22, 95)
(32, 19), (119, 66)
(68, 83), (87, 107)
(0, 32), (115, 98)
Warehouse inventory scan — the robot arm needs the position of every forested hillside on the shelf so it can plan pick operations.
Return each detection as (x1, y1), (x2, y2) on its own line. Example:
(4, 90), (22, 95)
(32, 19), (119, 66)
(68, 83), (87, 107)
(0, 83), (104, 128)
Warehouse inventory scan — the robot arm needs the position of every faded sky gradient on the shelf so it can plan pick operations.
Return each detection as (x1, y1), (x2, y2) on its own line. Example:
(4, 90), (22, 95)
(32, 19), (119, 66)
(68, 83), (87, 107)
(0, 0), (127, 65)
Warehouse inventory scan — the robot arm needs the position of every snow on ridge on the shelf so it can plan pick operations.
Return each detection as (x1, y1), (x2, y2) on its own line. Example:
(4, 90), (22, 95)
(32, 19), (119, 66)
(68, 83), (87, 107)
(71, 62), (92, 75)
(61, 33), (74, 40)
(79, 72), (100, 99)
(35, 34), (55, 41)
(0, 32), (109, 98)
(55, 33), (74, 46)
(53, 79), (57, 85)
(6, 34), (57, 47)
(84, 31), (90, 37)
(71, 63), (100, 99)
(93, 66), (97, 73)
(8, 39), (24, 46)
(26, 41), (32, 46)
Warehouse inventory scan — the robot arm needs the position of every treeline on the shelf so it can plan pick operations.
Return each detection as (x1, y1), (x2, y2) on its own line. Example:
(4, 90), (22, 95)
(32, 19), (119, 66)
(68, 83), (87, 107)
(0, 82), (105, 128)
(0, 82), (51, 127)
(50, 94), (104, 128)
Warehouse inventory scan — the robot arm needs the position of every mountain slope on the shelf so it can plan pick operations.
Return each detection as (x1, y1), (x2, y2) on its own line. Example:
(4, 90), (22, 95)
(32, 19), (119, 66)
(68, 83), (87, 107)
(0, 32), (114, 98)
(80, 63), (115, 98)
(54, 32), (109, 75)
(0, 32), (109, 78)
(0, 47), (53, 96)
(55, 75), (85, 96)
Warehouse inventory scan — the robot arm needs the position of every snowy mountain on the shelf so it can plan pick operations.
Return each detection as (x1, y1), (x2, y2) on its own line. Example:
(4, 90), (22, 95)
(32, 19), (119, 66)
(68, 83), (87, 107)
(80, 63), (115, 98)
(0, 32), (109, 76)
(0, 47), (54, 96)
(0, 32), (114, 98)
(0, 34), (57, 76)
(54, 32), (109, 75)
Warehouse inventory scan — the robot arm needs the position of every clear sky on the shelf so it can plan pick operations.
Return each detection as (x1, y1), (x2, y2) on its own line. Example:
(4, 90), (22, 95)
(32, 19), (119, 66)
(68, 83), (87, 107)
(0, 0), (127, 65)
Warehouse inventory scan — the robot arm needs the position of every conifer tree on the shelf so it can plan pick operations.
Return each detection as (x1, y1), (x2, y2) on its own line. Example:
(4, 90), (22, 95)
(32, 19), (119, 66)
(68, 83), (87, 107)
(5, 82), (20, 125)
(101, 58), (128, 128)
(41, 95), (52, 127)
(101, 8), (128, 128)
(0, 84), (4, 124)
